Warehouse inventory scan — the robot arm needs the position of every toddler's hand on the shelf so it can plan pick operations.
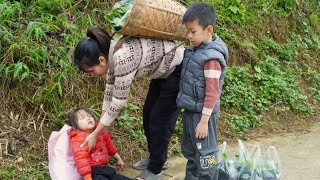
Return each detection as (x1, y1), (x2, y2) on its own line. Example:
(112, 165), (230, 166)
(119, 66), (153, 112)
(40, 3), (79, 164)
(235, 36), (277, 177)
(116, 158), (125, 170)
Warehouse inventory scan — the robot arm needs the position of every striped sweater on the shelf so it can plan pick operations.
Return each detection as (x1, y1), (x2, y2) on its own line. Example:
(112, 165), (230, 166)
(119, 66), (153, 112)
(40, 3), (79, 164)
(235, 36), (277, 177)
(203, 60), (221, 115)
(101, 37), (184, 126)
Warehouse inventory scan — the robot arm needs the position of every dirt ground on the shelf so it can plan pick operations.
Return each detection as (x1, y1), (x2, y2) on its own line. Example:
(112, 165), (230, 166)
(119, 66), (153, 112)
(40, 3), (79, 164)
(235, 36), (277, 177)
(121, 121), (320, 180)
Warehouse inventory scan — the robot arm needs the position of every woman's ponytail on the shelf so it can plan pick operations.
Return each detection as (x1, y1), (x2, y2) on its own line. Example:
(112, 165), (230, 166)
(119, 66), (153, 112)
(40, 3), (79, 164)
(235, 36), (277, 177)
(73, 27), (112, 71)
(86, 27), (112, 55)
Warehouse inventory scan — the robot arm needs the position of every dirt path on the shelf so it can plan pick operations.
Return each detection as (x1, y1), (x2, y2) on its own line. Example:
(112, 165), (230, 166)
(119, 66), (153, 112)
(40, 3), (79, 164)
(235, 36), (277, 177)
(121, 122), (320, 180)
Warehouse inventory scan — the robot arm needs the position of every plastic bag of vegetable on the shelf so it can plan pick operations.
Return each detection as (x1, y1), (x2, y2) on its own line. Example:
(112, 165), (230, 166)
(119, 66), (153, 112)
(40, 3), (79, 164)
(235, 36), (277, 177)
(218, 141), (242, 180)
(217, 140), (281, 180)
(238, 145), (263, 180)
(261, 146), (281, 180)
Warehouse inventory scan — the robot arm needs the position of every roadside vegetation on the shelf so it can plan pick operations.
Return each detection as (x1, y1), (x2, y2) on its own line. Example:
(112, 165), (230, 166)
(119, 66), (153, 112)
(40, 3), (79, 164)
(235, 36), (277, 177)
(0, 0), (319, 178)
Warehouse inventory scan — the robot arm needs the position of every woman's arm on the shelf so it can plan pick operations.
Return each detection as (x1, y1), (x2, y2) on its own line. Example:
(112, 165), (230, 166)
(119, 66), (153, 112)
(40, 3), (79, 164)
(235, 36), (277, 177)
(102, 69), (115, 111)
(80, 70), (112, 150)
(81, 45), (138, 149)
(100, 69), (137, 126)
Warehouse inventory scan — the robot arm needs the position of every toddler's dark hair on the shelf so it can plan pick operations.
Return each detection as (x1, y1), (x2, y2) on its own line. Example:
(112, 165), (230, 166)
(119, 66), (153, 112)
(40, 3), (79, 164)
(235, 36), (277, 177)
(68, 107), (96, 130)
(182, 2), (216, 29)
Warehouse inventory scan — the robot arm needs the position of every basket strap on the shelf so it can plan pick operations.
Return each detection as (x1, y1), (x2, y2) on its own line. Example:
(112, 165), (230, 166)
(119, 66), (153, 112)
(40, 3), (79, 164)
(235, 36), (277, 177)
(162, 43), (183, 59)
(113, 35), (130, 54)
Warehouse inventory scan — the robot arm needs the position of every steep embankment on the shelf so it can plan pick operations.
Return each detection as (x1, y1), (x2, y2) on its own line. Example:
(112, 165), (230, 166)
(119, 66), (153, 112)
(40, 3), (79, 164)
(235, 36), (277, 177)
(0, 0), (319, 179)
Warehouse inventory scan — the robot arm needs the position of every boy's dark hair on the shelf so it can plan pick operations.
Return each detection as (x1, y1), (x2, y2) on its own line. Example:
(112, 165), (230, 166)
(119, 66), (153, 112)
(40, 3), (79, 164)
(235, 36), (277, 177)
(182, 3), (216, 29)
(73, 27), (112, 72)
(68, 107), (96, 130)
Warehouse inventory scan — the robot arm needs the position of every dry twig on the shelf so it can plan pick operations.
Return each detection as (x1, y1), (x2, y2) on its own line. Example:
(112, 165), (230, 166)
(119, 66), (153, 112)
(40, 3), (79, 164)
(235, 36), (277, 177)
(0, 139), (9, 157)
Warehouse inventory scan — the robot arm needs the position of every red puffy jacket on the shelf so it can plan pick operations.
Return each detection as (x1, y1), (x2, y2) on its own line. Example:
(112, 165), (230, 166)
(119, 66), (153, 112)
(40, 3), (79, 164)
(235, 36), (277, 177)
(69, 128), (117, 178)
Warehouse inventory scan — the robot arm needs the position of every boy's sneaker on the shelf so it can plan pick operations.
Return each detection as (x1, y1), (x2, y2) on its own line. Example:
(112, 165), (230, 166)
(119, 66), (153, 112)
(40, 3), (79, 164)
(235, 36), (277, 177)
(132, 158), (169, 170)
(136, 169), (163, 180)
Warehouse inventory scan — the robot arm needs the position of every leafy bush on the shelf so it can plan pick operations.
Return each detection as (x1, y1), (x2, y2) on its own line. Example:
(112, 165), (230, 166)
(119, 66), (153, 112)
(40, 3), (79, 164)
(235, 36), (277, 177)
(0, 0), (319, 176)
(117, 104), (144, 140)
(0, 0), (108, 119)
(222, 66), (262, 135)
(222, 55), (314, 135)
(302, 68), (320, 102)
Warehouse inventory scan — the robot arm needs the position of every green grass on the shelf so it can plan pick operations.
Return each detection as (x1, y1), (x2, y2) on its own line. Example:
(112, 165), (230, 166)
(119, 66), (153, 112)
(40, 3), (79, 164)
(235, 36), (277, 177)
(0, 0), (319, 178)
(0, 165), (50, 180)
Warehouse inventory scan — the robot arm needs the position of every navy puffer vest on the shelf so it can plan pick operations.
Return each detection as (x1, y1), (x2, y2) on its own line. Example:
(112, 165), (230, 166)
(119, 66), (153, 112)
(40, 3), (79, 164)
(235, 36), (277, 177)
(176, 36), (229, 114)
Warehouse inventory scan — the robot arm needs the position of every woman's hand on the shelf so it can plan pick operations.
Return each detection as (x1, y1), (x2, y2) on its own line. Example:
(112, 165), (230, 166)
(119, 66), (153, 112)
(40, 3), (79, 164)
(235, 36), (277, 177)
(80, 132), (98, 152)
(80, 122), (106, 151)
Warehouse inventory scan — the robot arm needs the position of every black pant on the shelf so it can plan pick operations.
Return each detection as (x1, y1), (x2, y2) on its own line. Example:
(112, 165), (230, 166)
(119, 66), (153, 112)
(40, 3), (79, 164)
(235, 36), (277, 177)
(92, 166), (133, 180)
(143, 64), (182, 174)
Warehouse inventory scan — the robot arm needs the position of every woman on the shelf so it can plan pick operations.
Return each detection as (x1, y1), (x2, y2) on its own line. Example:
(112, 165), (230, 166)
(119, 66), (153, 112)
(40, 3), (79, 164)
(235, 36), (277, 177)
(73, 27), (184, 180)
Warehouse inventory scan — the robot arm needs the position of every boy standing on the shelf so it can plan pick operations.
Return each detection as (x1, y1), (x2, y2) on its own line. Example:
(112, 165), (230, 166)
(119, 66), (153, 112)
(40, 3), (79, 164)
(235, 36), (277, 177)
(176, 3), (229, 179)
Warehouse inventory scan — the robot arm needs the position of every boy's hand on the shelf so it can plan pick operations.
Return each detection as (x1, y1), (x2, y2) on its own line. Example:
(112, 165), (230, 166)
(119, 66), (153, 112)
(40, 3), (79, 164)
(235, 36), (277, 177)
(195, 114), (210, 139)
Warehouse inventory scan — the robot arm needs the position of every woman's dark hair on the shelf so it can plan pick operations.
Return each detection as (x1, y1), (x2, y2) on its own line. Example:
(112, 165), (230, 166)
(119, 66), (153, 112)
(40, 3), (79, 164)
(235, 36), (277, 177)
(182, 3), (216, 29)
(68, 107), (96, 130)
(73, 27), (112, 72)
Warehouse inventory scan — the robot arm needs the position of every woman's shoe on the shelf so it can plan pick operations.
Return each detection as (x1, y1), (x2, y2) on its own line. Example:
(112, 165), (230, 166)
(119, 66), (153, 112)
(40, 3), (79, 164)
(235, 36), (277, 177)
(132, 158), (169, 170)
(135, 169), (163, 180)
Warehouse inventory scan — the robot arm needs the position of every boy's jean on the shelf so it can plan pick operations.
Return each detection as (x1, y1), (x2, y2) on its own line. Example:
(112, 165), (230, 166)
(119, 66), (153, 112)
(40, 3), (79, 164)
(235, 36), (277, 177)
(181, 111), (220, 180)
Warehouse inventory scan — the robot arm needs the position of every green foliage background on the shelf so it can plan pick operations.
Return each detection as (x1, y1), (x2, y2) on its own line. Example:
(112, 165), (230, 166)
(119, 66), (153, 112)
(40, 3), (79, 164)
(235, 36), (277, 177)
(0, 0), (319, 178)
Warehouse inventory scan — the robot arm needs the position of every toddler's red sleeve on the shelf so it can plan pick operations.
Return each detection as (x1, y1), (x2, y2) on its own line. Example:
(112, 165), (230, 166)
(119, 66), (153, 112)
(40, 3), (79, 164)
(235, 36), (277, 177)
(102, 129), (117, 156)
(70, 131), (92, 177)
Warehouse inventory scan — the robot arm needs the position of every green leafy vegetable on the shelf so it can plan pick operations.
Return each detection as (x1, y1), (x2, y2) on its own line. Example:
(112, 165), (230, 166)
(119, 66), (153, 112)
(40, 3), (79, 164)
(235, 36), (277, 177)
(105, 0), (133, 32)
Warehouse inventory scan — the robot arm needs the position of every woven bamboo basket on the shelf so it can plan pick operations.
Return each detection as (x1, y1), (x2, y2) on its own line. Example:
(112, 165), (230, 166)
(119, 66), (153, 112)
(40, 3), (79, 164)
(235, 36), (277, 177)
(118, 0), (188, 41)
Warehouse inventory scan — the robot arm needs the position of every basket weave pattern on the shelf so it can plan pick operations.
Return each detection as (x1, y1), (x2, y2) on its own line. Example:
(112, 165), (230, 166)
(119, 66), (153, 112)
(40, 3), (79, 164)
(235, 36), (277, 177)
(118, 0), (187, 40)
